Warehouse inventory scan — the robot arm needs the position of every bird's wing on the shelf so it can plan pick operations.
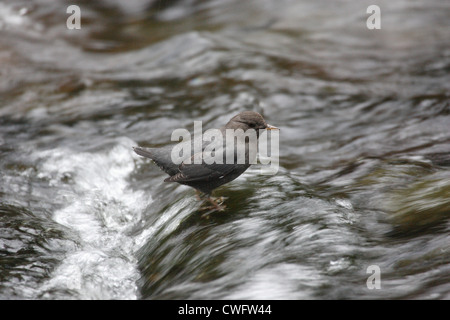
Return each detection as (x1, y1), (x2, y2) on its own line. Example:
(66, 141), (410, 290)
(164, 151), (240, 183)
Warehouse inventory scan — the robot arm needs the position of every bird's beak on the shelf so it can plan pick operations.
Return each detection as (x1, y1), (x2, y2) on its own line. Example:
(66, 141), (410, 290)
(266, 124), (279, 130)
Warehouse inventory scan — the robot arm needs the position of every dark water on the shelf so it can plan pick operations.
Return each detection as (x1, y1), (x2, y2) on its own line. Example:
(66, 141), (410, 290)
(1, 0), (449, 299)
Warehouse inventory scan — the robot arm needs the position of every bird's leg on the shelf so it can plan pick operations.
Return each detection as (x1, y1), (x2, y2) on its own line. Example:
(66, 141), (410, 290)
(198, 194), (227, 212)
(195, 189), (202, 201)
(207, 196), (226, 212)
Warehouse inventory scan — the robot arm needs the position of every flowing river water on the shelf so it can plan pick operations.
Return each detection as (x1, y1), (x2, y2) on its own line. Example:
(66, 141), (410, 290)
(0, 0), (449, 299)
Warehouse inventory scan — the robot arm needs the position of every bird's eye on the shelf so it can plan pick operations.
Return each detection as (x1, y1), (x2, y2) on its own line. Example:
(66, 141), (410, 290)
(249, 123), (256, 128)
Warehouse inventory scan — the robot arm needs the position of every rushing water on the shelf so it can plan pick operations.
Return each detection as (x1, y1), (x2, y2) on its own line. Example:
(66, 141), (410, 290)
(0, 0), (449, 299)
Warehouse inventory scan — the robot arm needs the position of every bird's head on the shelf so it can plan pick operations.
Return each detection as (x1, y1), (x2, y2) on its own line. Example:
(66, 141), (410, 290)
(226, 111), (279, 133)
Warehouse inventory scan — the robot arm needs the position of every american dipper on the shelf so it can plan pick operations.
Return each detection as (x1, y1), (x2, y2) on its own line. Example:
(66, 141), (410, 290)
(133, 111), (278, 210)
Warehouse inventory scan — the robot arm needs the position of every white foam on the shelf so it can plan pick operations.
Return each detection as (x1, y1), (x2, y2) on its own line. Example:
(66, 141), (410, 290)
(0, 3), (43, 33)
(0, 3), (27, 28)
(35, 137), (150, 299)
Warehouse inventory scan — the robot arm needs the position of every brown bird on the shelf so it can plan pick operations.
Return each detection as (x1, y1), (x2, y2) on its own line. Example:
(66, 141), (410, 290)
(133, 111), (278, 210)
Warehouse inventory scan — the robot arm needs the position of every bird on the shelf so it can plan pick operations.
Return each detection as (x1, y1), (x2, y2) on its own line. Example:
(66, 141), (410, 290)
(133, 111), (279, 210)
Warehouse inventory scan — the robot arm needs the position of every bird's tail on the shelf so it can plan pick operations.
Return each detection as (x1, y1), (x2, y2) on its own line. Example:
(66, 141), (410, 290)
(133, 146), (154, 159)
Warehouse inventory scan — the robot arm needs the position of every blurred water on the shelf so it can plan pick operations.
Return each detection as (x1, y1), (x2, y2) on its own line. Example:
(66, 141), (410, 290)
(0, 0), (449, 299)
